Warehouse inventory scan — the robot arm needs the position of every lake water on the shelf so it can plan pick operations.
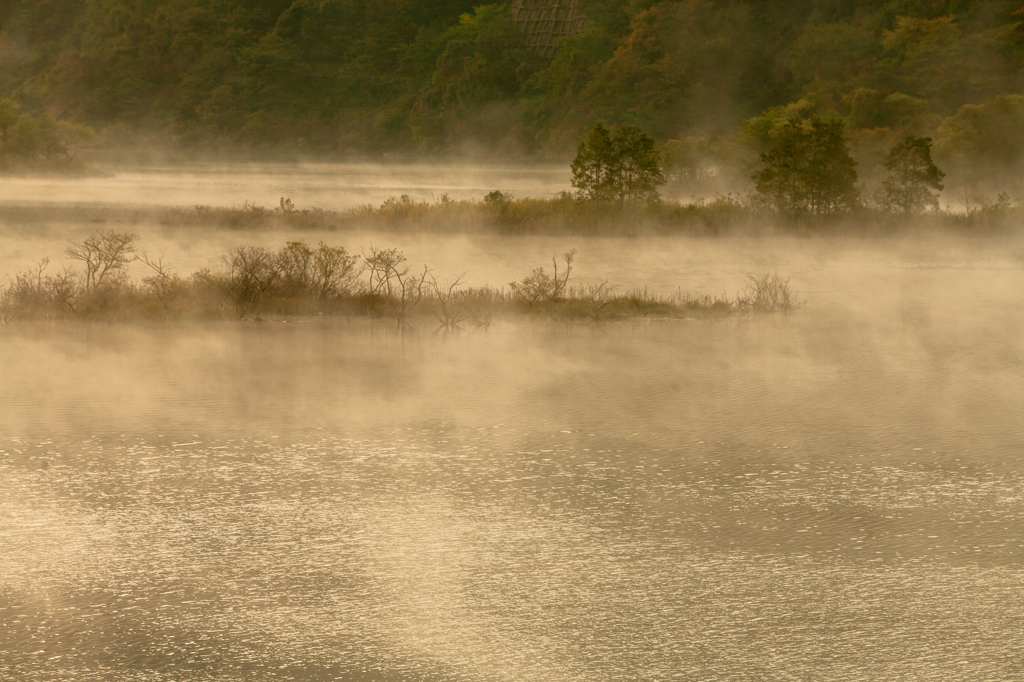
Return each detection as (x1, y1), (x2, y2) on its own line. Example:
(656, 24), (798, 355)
(2, 164), (1023, 681)
(0, 161), (570, 211)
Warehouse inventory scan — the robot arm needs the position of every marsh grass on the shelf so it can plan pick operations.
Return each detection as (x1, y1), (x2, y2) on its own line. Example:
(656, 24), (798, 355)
(3, 191), (1017, 236)
(1, 232), (797, 326)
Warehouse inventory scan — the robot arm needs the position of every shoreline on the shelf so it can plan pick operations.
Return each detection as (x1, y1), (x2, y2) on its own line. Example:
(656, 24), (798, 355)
(1, 194), (1020, 238)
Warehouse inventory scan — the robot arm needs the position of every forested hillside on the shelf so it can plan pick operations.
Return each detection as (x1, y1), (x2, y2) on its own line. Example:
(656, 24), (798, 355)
(1, 0), (1023, 177)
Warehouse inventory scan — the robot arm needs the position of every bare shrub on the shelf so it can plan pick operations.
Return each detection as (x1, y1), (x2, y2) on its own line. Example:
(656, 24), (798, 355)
(277, 197), (296, 215)
(365, 247), (406, 300)
(364, 246), (430, 319)
(736, 273), (800, 314)
(2, 259), (56, 319)
(509, 249), (576, 305)
(3, 234), (804, 324)
(188, 268), (229, 317)
(47, 267), (82, 315)
(509, 267), (555, 305)
(139, 251), (184, 311)
(64, 230), (138, 293)
(430, 274), (469, 330)
(276, 241), (315, 298)
(1, 257), (90, 320)
(956, 186), (1013, 227)
(226, 245), (279, 317)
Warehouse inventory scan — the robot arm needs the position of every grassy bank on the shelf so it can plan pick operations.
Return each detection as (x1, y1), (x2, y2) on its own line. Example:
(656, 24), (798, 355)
(0, 232), (799, 326)
(4, 192), (1019, 237)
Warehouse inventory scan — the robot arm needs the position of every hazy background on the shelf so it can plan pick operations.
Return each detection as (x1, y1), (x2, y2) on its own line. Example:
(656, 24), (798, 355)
(0, 163), (570, 211)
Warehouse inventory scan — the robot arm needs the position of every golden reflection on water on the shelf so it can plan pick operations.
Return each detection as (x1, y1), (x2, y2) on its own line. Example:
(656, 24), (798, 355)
(2, 307), (1023, 680)
(2, 169), (1024, 679)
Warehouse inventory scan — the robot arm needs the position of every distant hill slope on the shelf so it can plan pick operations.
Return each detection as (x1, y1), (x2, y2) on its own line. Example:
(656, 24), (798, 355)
(1, 1), (1022, 160)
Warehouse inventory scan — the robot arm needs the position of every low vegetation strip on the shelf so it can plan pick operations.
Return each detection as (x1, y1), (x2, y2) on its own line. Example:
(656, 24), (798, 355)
(3, 191), (1017, 237)
(0, 231), (799, 326)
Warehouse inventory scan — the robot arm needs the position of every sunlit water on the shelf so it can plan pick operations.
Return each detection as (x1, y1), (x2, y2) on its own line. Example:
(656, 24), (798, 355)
(2, 165), (1024, 681)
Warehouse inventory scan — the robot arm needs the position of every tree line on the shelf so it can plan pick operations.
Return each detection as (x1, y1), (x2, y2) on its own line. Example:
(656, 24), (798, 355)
(571, 120), (946, 221)
(0, 98), (95, 168)
(1, 0), (1022, 177)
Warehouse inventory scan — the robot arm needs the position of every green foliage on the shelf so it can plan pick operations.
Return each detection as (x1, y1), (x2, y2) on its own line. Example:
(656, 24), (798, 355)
(411, 4), (543, 150)
(520, 27), (618, 149)
(613, 126), (666, 203)
(571, 124), (664, 204)
(846, 88), (931, 131)
(0, 97), (96, 167)
(2, 0), (1024, 158)
(571, 123), (615, 203)
(876, 135), (944, 214)
(936, 94), (1024, 170)
(752, 117), (859, 218)
(743, 100), (817, 153)
(880, 14), (1023, 111)
(787, 22), (880, 108)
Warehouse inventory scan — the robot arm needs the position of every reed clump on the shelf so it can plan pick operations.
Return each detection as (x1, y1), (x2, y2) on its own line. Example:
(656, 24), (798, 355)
(1, 231), (801, 326)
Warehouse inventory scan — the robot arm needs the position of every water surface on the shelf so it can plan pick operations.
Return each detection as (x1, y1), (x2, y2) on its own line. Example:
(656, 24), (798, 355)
(1, 165), (1023, 681)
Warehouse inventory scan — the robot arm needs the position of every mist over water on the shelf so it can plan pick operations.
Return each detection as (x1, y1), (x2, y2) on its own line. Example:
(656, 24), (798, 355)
(0, 162), (571, 211)
(2, 164), (1023, 681)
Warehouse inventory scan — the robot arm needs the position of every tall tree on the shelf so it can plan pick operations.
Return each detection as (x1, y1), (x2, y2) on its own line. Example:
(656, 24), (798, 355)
(571, 123), (616, 203)
(572, 124), (664, 205)
(877, 135), (944, 215)
(753, 117), (858, 218)
(609, 125), (665, 204)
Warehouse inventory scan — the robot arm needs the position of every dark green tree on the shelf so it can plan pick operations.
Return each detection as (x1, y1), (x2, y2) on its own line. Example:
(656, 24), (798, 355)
(611, 125), (665, 204)
(571, 123), (616, 203)
(877, 136), (944, 215)
(572, 124), (664, 205)
(753, 117), (858, 218)
(0, 100), (20, 145)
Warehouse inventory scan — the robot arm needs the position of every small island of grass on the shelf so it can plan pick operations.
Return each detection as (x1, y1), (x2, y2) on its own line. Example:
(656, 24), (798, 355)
(1, 231), (799, 327)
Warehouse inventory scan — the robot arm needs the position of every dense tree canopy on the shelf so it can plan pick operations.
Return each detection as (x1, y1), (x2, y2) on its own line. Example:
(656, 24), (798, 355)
(877, 135), (945, 214)
(0, 0), (1022, 162)
(753, 117), (859, 218)
(571, 123), (664, 204)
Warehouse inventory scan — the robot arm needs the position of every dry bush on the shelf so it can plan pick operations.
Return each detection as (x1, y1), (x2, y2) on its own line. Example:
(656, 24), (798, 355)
(429, 274), (470, 330)
(276, 240), (360, 303)
(226, 245), (279, 317)
(187, 268), (230, 317)
(309, 242), (360, 301)
(364, 246), (430, 319)
(736, 273), (800, 314)
(1, 259), (58, 320)
(509, 249), (576, 305)
(2, 232), (805, 325)
(64, 230), (137, 293)
(139, 251), (185, 312)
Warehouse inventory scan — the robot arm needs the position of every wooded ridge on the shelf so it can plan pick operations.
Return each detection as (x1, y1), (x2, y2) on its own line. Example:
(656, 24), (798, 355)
(1, 1), (1022, 184)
